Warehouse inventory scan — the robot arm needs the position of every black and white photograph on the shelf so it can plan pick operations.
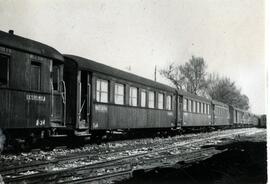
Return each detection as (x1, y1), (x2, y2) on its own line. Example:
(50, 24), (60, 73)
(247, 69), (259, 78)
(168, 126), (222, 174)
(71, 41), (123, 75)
(0, 0), (267, 183)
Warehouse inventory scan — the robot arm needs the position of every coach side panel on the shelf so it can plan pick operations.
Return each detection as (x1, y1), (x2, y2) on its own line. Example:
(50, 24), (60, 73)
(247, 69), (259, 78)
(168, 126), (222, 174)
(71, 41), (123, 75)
(0, 46), (52, 129)
(182, 97), (212, 127)
(90, 74), (176, 130)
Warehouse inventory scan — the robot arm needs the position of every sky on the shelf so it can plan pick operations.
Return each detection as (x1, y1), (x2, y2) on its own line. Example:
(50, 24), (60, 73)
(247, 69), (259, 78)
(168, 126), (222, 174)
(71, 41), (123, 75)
(0, 0), (266, 114)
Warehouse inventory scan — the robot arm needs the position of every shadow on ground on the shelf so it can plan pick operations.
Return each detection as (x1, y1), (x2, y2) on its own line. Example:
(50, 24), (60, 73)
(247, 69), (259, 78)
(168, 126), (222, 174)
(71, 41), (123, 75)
(119, 141), (267, 184)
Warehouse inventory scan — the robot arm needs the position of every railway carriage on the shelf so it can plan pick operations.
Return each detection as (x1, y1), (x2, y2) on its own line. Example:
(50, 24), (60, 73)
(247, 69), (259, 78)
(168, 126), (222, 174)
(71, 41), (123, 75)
(178, 91), (212, 127)
(211, 100), (230, 126)
(0, 30), (66, 146)
(229, 106), (250, 127)
(63, 55), (177, 137)
(249, 114), (259, 127)
(258, 115), (266, 128)
(0, 30), (263, 151)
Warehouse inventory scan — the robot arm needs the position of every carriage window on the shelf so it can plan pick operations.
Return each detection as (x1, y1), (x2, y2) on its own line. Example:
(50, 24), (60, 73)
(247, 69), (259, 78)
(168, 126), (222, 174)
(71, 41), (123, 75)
(193, 101), (196, 113)
(158, 93), (164, 109)
(141, 90), (146, 107)
(129, 87), (138, 106)
(202, 103), (205, 114)
(188, 100), (192, 112)
(0, 55), (9, 86)
(30, 62), (41, 91)
(148, 91), (155, 108)
(114, 83), (124, 105)
(183, 99), (187, 111)
(166, 95), (172, 110)
(96, 79), (108, 103)
(53, 65), (60, 90)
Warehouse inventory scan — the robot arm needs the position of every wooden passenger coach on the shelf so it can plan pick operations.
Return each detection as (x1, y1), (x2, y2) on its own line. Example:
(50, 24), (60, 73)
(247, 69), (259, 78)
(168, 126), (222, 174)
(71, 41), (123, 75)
(0, 30), (261, 150)
(212, 100), (230, 126)
(64, 55), (177, 136)
(178, 91), (212, 127)
(0, 30), (66, 142)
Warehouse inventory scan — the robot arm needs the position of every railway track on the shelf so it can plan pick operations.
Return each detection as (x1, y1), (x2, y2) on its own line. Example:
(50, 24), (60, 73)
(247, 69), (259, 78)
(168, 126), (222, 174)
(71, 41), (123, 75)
(1, 128), (262, 183)
(0, 128), (244, 174)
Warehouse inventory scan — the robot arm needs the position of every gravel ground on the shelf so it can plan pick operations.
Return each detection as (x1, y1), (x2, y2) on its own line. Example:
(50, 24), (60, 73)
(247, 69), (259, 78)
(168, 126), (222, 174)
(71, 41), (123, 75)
(0, 128), (265, 184)
(0, 128), (264, 167)
(118, 128), (267, 184)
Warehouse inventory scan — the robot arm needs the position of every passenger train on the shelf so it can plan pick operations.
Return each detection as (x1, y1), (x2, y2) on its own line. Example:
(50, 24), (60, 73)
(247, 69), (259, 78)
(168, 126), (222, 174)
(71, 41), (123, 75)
(0, 30), (262, 150)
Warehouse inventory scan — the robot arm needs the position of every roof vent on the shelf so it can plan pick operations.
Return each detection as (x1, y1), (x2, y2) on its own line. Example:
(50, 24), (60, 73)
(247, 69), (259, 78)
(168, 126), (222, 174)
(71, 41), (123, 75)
(8, 30), (14, 35)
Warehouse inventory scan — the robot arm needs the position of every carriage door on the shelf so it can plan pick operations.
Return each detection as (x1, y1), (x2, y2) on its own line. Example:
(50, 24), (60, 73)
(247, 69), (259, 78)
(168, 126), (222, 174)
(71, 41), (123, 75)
(51, 62), (66, 126)
(77, 71), (91, 130)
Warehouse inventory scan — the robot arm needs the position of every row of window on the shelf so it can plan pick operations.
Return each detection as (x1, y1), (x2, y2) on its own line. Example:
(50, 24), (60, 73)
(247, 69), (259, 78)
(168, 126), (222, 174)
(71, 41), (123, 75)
(96, 79), (172, 110)
(215, 107), (228, 116)
(183, 98), (210, 114)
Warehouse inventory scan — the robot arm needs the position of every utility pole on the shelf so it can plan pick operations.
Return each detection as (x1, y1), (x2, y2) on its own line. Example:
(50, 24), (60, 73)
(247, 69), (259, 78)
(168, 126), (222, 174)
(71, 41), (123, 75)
(154, 65), (157, 81)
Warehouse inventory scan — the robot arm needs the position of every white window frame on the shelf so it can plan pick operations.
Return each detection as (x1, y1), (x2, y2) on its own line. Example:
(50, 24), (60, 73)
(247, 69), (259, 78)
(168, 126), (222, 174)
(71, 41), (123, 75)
(166, 95), (172, 110)
(193, 100), (196, 113)
(148, 91), (155, 108)
(129, 87), (138, 106)
(188, 99), (192, 112)
(158, 93), (164, 109)
(183, 98), (187, 111)
(96, 79), (109, 103)
(114, 83), (124, 105)
(141, 90), (146, 107)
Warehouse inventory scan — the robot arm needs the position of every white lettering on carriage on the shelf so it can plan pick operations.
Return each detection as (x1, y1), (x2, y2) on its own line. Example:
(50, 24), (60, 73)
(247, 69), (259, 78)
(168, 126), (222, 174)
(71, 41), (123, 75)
(95, 105), (107, 112)
(26, 94), (46, 102)
(35, 119), (46, 126)
(93, 122), (99, 128)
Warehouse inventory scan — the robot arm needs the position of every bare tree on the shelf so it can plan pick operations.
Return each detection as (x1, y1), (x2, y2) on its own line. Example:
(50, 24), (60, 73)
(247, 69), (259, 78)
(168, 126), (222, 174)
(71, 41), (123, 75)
(160, 56), (249, 110)
(159, 63), (186, 90)
(160, 56), (208, 94)
(207, 75), (249, 110)
(179, 56), (208, 95)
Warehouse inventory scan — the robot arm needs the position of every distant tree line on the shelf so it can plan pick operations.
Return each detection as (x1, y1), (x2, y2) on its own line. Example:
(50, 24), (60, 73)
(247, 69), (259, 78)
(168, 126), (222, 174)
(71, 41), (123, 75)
(160, 56), (249, 110)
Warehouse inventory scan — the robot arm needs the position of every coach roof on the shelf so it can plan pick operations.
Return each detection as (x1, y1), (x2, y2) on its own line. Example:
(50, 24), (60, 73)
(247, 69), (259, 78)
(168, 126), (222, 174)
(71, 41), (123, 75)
(64, 54), (175, 92)
(0, 30), (63, 61)
(212, 100), (229, 108)
(178, 90), (211, 103)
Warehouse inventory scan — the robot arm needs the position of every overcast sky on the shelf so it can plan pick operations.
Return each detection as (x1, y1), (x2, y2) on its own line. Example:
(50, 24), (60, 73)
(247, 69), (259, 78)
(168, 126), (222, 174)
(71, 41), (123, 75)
(0, 0), (266, 114)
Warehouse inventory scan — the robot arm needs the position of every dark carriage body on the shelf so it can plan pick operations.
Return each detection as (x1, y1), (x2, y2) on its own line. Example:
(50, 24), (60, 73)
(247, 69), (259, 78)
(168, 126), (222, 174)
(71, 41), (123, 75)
(63, 55), (177, 135)
(212, 100), (230, 126)
(229, 106), (247, 126)
(258, 114), (266, 128)
(179, 91), (212, 127)
(0, 30), (65, 140)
